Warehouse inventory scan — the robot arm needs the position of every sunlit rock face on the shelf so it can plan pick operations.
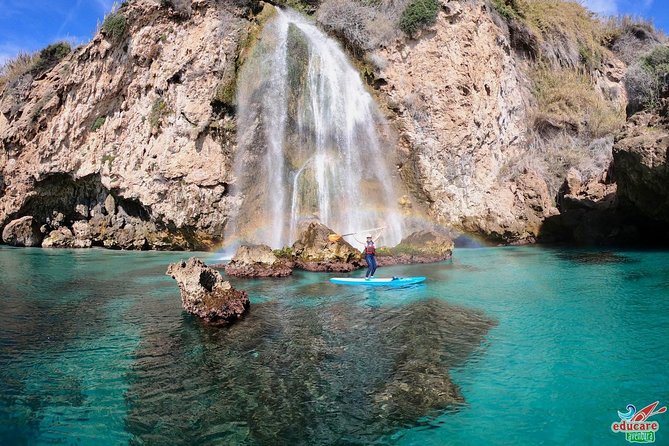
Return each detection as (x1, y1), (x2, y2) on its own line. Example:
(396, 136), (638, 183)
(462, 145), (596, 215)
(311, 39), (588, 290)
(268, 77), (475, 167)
(225, 244), (294, 277)
(0, 0), (248, 250)
(613, 105), (669, 230)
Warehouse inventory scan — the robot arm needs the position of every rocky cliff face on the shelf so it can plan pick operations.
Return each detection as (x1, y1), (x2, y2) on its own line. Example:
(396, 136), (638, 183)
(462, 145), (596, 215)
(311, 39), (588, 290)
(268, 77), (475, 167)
(611, 101), (669, 242)
(0, 0), (653, 249)
(375, 1), (549, 242)
(0, 0), (252, 249)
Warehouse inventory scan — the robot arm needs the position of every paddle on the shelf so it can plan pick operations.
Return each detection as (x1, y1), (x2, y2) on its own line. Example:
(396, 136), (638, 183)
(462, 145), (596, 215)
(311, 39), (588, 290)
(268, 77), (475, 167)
(327, 226), (385, 242)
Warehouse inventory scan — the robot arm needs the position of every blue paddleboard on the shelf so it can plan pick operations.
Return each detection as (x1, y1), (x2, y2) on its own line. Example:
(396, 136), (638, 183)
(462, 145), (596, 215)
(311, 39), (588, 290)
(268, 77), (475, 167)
(329, 277), (426, 287)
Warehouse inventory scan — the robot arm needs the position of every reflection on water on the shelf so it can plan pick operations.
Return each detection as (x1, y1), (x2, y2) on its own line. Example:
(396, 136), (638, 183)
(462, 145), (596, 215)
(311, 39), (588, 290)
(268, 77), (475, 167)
(125, 297), (494, 445)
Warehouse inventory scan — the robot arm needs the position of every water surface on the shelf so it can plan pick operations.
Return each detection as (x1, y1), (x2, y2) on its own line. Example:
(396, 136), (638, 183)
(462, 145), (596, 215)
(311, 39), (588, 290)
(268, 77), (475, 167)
(1, 246), (668, 445)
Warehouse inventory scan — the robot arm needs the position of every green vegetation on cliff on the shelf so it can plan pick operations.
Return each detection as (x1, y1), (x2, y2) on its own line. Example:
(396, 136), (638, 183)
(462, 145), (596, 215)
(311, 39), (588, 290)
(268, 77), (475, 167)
(493, 0), (604, 68)
(399, 0), (440, 36)
(102, 11), (127, 43)
(626, 45), (669, 114)
(91, 116), (107, 132)
(149, 98), (170, 131)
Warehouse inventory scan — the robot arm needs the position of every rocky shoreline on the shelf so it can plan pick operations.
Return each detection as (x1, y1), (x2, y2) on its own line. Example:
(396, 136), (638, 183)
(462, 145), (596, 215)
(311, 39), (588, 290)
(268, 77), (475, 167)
(220, 222), (454, 279)
(540, 98), (669, 246)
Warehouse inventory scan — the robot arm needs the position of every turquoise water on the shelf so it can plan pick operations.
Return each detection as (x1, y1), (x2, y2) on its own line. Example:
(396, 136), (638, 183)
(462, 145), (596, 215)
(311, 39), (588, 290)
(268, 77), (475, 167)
(1, 246), (668, 445)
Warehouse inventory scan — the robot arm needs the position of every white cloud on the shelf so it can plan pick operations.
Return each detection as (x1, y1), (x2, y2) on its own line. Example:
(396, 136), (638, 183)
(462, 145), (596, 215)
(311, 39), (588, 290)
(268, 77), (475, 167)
(579, 0), (619, 15)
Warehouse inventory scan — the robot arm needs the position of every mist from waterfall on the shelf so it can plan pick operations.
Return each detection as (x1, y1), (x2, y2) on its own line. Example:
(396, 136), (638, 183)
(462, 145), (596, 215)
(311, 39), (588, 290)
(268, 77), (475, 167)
(230, 8), (404, 249)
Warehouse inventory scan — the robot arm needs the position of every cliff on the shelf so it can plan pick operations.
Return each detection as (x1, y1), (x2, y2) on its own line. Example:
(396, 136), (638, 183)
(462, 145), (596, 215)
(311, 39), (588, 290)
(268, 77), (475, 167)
(0, 0), (666, 249)
(0, 0), (253, 249)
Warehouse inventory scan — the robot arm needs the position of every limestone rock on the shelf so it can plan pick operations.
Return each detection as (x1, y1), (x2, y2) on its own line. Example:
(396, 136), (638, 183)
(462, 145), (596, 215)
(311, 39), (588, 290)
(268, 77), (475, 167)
(71, 221), (93, 248)
(542, 175), (620, 245)
(560, 168), (582, 197)
(166, 257), (249, 326)
(539, 100), (669, 245)
(292, 221), (364, 272)
(225, 244), (294, 278)
(460, 170), (558, 244)
(104, 194), (116, 216)
(377, 230), (454, 266)
(376, 2), (533, 243)
(42, 227), (75, 248)
(613, 108), (669, 226)
(1, 216), (43, 247)
(0, 1), (247, 250)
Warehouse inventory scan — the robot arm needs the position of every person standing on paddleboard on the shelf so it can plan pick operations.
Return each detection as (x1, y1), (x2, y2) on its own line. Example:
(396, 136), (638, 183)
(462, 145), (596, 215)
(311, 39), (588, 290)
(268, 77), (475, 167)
(363, 234), (377, 280)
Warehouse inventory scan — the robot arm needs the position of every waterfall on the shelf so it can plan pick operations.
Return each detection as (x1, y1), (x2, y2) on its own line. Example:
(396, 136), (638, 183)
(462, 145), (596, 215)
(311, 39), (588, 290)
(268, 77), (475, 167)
(230, 8), (404, 248)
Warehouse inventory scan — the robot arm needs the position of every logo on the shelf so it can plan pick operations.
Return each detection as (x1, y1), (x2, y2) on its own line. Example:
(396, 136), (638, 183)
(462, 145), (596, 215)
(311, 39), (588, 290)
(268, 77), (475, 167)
(611, 401), (667, 443)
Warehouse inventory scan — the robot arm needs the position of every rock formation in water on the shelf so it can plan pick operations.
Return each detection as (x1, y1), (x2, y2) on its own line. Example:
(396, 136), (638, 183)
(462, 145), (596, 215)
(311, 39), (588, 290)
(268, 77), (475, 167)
(166, 257), (249, 325)
(292, 221), (364, 272)
(1, 0), (667, 248)
(225, 244), (294, 277)
(377, 230), (454, 266)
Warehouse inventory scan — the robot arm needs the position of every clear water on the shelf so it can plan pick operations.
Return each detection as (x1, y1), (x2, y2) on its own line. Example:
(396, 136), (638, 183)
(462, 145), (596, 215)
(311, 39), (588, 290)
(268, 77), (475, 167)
(1, 245), (668, 445)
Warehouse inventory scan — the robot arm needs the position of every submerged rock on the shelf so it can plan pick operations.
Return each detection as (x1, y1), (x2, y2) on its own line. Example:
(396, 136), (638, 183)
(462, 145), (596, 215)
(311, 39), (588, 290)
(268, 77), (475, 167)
(125, 296), (496, 444)
(377, 230), (454, 266)
(292, 221), (364, 272)
(1, 216), (43, 247)
(166, 258), (249, 326)
(225, 244), (294, 278)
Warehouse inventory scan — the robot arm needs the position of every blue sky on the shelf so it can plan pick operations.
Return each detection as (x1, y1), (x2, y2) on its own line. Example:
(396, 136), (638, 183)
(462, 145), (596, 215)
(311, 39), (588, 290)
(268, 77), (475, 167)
(0, 0), (115, 65)
(581, 0), (668, 31)
(0, 0), (667, 65)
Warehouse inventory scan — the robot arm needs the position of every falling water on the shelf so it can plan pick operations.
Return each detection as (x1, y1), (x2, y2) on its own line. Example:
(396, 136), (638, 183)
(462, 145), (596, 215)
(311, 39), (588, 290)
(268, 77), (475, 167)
(230, 8), (404, 248)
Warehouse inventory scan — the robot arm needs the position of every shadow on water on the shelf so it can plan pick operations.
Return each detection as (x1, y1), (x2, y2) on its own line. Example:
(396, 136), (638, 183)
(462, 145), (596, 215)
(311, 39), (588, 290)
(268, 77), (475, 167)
(125, 297), (496, 445)
(552, 250), (637, 265)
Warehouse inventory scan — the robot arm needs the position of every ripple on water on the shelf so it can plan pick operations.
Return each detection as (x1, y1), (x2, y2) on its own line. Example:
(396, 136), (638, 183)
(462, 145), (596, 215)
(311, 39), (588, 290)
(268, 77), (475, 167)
(2, 246), (669, 446)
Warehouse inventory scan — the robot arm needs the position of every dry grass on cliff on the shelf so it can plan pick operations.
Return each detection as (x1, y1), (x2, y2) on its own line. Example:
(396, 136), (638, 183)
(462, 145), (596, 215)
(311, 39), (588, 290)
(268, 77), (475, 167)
(500, 132), (614, 194)
(317, 0), (410, 51)
(494, 0), (608, 69)
(602, 16), (664, 62)
(532, 68), (625, 139)
(0, 52), (40, 91)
